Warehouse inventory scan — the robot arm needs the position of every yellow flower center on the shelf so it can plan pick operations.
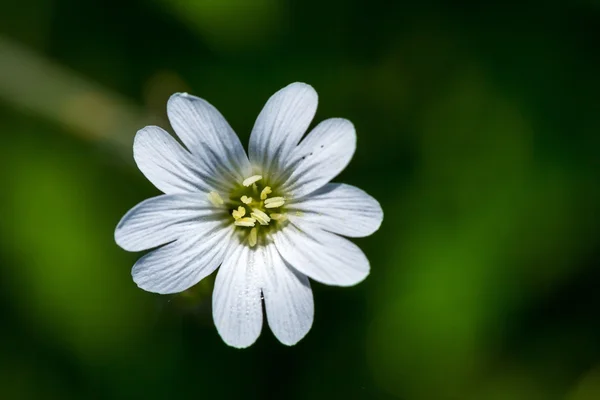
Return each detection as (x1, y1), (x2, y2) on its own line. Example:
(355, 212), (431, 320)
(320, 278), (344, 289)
(207, 175), (287, 247)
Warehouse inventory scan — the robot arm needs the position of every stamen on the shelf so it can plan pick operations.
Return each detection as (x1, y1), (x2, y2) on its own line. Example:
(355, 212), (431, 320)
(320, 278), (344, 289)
(264, 197), (285, 208)
(232, 206), (246, 220)
(260, 186), (272, 200)
(269, 213), (287, 222)
(240, 195), (253, 204)
(251, 209), (271, 225)
(248, 228), (258, 247)
(243, 175), (263, 187)
(234, 217), (256, 227)
(207, 191), (224, 206)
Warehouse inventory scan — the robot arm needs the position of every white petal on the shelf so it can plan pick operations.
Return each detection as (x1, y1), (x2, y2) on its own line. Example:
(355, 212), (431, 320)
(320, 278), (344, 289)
(248, 82), (318, 180)
(280, 118), (356, 197)
(133, 126), (232, 194)
(287, 183), (383, 238)
(167, 93), (252, 184)
(262, 246), (313, 346)
(115, 193), (227, 252)
(274, 223), (370, 286)
(132, 221), (232, 294)
(212, 241), (264, 348)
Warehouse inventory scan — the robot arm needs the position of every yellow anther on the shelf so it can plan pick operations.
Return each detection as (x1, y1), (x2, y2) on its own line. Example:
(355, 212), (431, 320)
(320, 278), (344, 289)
(264, 197), (285, 208)
(232, 206), (246, 220)
(240, 195), (253, 204)
(242, 175), (263, 187)
(251, 209), (271, 226)
(234, 217), (256, 227)
(269, 213), (287, 222)
(248, 228), (258, 247)
(207, 191), (224, 206)
(260, 186), (272, 200)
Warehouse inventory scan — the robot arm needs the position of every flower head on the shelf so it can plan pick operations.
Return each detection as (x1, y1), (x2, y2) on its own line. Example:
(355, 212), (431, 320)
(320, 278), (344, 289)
(115, 82), (383, 348)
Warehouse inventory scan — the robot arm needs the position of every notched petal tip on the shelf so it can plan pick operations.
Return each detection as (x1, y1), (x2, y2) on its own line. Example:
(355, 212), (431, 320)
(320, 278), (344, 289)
(285, 81), (315, 91)
(114, 227), (129, 251)
(340, 266), (370, 287)
(320, 257), (370, 287)
(278, 336), (307, 347)
(168, 91), (194, 101)
(328, 117), (355, 129)
(273, 325), (313, 347)
(372, 200), (384, 231)
(221, 336), (260, 349)
(131, 271), (168, 294)
(166, 92), (206, 115)
(280, 81), (319, 108)
(113, 226), (127, 250)
(131, 266), (185, 295)
(114, 209), (142, 252)
(133, 125), (165, 147)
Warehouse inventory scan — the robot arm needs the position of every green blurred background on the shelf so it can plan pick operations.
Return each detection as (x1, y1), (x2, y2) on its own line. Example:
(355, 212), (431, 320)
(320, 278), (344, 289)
(1, 1), (599, 399)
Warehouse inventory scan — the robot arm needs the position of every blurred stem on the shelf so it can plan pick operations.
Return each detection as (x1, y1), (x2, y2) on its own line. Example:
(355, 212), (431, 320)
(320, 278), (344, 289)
(0, 36), (149, 158)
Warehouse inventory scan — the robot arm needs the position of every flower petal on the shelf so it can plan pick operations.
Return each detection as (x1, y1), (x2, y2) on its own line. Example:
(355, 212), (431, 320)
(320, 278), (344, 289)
(131, 221), (232, 294)
(115, 193), (227, 252)
(280, 118), (356, 198)
(287, 183), (383, 238)
(133, 126), (233, 194)
(274, 223), (370, 287)
(262, 246), (313, 346)
(212, 241), (264, 348)
(248, 82), (318, 180)
(167, 93), (252, 184)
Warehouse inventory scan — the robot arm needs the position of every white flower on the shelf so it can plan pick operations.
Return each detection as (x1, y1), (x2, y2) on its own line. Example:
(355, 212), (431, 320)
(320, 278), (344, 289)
(115, 82), (383, 348)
